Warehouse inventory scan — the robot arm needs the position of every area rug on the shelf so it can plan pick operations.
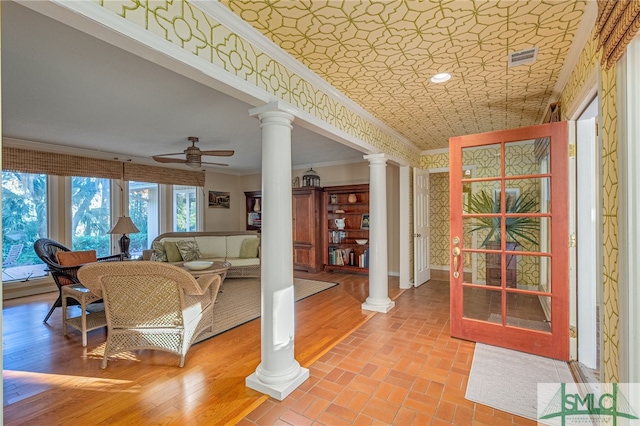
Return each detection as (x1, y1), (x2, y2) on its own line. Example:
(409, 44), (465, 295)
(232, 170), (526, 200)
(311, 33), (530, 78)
(207, 277), (338, 337)
(465, 343), (574, 421)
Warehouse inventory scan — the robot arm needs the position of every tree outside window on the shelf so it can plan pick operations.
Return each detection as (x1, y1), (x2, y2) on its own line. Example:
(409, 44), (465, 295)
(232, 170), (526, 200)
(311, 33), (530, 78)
(174, 186), (197, 232)
(129, 181), (159, 257)
(71, 176), (111, 257)
(2, 171), (48, 280)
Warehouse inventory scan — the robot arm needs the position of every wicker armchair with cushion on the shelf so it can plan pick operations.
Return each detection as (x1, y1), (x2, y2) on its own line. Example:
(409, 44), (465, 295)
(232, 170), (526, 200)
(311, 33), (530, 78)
(34, 238), (122, 323)
(77, 261), (222, 368)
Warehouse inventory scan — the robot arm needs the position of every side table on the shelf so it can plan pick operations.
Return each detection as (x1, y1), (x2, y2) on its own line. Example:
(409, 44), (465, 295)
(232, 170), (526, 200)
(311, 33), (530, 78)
(61, 284), (107, 347)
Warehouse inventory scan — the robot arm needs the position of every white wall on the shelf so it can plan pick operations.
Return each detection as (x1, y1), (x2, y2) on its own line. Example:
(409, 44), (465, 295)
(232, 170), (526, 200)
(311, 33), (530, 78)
(203, 170), (246, 231)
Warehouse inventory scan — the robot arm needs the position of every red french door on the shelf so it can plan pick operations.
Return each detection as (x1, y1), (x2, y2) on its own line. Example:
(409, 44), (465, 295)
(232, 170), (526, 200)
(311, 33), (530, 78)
(449, 122), (569, 360)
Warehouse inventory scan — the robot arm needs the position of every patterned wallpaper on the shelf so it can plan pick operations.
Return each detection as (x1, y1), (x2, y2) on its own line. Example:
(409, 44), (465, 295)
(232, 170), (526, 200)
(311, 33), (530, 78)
(429, 172), (449, 267)
(95, 0), (420, 167)
(223, 0), (588, 151)
(600, 64), (619, 383)
(559, 29), (599, 120)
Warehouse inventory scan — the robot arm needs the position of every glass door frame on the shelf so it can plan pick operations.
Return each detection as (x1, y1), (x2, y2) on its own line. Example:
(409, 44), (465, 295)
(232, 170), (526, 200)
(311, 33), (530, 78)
(449, 121), (570, 361)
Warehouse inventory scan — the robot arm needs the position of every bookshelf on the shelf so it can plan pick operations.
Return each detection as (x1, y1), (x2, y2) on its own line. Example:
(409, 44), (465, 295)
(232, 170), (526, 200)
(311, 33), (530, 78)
(244, 191), (262, 231)
(323, 184), (369, 274)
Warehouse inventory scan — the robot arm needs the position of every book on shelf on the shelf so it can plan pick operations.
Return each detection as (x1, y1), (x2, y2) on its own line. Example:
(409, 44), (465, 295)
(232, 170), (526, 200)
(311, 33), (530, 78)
(248, 212), (261, 226)
(358, 248), (369, 268)
(328, 247), (365, 268)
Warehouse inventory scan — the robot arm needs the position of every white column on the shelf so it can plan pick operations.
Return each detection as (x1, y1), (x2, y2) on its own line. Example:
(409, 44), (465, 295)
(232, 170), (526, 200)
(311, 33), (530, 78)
(246, 103), (309, 400)
(362, 153), (395, 313)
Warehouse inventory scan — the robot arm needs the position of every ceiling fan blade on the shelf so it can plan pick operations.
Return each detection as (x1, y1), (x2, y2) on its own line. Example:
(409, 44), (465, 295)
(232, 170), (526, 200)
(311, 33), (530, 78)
(200, 161), (229, 167)
(199, 150), (235, 157)
(152, 156), (187, 164)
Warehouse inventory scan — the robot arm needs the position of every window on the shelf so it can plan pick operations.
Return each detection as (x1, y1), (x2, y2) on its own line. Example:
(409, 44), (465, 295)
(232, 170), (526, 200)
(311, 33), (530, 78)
(174, 186), (198, 232)
(71, 176), (111, 257)
(129, 181), (159, 258)
(2, 171), (48, 280)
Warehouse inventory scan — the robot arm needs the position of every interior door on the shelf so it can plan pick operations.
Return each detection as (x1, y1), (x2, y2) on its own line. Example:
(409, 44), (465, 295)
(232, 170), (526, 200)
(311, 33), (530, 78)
(449, 122), (569, 360)
(414, 168), (430, 286)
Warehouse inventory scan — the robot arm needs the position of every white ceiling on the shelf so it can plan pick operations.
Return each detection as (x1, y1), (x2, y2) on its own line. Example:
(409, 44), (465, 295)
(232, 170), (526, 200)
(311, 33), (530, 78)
(1, 2), (368, 175)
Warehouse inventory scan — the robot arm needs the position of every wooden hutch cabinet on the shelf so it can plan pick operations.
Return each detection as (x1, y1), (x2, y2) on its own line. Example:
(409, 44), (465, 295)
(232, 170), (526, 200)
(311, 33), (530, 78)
(244, 187), (323, 272)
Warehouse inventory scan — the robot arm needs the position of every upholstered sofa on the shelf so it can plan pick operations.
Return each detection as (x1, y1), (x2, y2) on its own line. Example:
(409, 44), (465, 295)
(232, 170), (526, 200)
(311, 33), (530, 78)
(143, 231), (260, 278)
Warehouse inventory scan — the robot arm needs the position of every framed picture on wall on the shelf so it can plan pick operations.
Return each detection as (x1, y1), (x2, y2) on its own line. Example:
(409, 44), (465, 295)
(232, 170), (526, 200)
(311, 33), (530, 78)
(361, 214), (370, 229)
(493, 188), (520, 210)
(208, 191), (230, 208)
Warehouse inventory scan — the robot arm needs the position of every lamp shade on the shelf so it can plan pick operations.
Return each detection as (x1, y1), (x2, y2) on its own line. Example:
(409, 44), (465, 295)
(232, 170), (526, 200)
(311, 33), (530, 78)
(108, 216), (140, 235)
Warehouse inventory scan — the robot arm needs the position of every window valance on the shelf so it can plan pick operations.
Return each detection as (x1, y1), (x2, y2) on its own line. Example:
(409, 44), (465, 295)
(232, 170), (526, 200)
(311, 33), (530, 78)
(123, 163), (204, 187)
(2, 146), (122, 179)
(595, 0), (640, 69)
(2, 146), (205, 186)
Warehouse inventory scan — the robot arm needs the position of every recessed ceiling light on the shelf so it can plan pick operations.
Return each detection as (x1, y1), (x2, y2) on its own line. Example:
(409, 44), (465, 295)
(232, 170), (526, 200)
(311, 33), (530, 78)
(430, 72), (452, 84)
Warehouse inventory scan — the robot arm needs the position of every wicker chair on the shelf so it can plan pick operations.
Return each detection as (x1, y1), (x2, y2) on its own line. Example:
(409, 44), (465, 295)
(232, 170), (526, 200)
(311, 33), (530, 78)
(77, 261), (221, 368)
(34, 238), (122, 323)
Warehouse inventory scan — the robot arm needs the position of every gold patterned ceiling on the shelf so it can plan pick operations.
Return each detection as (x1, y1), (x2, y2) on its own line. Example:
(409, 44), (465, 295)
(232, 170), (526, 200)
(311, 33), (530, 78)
(222, 0), (587, 151)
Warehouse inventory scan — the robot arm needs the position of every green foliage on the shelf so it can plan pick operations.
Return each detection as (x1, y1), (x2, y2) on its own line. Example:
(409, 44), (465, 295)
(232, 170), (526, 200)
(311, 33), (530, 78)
(467, 189), (539, 248)
(2, 172), (48, 266)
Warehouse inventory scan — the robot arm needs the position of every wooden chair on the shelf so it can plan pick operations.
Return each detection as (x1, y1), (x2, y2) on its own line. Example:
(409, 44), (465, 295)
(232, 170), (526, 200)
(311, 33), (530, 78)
(78, 261), (221, 368)
(34, 238), (122, 323)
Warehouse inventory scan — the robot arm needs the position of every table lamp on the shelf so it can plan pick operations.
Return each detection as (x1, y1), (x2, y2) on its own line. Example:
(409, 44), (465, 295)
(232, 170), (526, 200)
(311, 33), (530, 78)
(108, 216), (140, 258)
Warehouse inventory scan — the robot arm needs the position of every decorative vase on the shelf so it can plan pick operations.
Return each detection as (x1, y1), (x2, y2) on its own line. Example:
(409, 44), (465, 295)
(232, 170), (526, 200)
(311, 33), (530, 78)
(253, 199), (261, 212)
(347, 194), (357, 203)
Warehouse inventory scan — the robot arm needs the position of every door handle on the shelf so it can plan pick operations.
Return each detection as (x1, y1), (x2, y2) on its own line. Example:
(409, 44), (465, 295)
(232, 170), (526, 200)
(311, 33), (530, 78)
(452, 235), (461, 279)
(452, 247), (461, 278)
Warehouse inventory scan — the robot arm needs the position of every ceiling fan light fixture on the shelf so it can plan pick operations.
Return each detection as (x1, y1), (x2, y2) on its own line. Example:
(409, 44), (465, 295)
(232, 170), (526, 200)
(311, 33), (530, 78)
(430, 72), (452, 84)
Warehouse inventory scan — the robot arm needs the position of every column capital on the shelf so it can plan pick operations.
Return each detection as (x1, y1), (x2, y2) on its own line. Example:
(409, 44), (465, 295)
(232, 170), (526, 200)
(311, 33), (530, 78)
(249, 101), (296, 122)
(364, 153), (388, 164)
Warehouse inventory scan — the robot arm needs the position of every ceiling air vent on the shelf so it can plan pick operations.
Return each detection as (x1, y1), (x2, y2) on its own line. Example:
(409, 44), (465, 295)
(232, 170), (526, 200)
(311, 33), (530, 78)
(508, 47), (538, 67)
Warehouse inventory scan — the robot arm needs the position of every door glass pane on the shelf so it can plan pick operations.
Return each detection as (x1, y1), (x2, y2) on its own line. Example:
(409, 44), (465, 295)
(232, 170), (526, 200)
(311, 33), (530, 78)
(503, 216), (549, 253)
(506, 294), (551, 332)
(503, 177), (548, 214)
(462, 144), (501, 178)
(505, 254), (552, 291)
(505, 137), (549, 176)
(2, 172), (48, 280)
(463, 286), (502, 322)
(129, 181), (159, 258)
(71, 176), (111, 257)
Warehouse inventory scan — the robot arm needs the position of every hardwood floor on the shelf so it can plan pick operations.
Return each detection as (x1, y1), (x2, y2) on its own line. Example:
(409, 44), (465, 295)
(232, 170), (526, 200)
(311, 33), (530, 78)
(2, 272), (534, 425)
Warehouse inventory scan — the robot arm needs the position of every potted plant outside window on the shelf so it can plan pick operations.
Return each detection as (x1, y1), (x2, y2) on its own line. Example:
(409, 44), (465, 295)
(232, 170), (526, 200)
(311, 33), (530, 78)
(468, 189), (539, 287)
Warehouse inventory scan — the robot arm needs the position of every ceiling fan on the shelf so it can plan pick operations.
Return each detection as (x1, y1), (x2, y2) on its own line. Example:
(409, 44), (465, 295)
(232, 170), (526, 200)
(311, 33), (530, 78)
(152, 136), (235, 168)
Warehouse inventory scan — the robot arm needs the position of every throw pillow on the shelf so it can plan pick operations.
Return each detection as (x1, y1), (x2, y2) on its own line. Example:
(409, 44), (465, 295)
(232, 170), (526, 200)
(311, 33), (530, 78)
(56, 250), (98, 266)
(239, 238), (260, 258)
(151, 241), (168, 262)
(164, 241), (183, 262)
(175, 240), (201, 262)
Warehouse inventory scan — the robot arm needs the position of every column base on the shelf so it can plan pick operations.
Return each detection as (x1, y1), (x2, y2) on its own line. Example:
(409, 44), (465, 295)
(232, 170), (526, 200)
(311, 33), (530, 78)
(246, 367), (309, 401)
(362, 299), (395, 313)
